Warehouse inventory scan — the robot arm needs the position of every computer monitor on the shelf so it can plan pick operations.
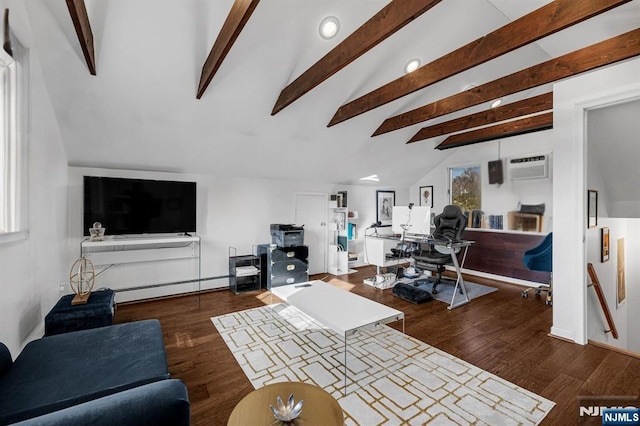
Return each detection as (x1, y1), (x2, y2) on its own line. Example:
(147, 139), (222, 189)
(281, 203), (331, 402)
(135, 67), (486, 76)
(392, 206), (431, 236)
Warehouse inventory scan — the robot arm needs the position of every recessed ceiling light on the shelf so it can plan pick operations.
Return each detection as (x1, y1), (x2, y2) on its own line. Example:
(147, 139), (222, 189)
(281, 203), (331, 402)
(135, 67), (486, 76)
(404, 58), (421, 74)
(319, 16), (340, 39)
(463, 84), (477, 91)
(359, 174), (380, 182)
(491, 99), (503, 108)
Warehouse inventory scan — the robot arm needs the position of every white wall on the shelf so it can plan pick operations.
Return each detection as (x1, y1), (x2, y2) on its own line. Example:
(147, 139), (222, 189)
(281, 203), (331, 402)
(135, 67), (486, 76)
(586, 218), (640, 352)
(0, 0), (71, 357)
(411, 134), (553, 233)
(68, 166), (409, 301)
(627, 220), (640, 353)
(586, 129), (640, 351)
(552, 57), (640, 344)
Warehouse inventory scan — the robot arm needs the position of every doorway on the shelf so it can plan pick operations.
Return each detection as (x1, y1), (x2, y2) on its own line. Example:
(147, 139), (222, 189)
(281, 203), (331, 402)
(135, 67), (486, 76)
(294, 193), (327, 275)
(585, 98), (640, 356)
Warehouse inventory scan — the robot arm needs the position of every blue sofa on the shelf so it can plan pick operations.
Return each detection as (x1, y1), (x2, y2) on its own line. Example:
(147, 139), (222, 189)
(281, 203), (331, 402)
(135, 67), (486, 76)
(0, 320), (190, 425)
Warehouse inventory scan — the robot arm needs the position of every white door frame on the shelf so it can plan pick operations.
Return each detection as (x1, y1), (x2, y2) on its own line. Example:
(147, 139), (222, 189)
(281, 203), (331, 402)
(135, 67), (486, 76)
(552, 59), (640, 345)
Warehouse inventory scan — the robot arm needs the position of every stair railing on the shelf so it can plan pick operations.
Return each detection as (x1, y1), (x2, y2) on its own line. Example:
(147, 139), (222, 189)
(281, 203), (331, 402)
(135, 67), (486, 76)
(587, 263), (619, 339)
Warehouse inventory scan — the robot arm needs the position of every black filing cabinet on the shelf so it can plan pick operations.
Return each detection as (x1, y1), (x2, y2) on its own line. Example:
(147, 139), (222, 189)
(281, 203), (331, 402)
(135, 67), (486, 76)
(257, 244), (309, 289)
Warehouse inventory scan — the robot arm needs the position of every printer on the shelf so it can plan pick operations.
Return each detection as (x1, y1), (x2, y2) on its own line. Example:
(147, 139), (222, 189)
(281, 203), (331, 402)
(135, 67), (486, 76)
(270, 224), (304, 247)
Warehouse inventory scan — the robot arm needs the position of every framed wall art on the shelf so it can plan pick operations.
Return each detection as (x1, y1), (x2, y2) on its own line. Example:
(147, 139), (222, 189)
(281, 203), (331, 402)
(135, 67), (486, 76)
(419, 186), (433, 208)
(376, 190), (395, 227)
(617, 238), (626, 306)
(601, 227), (609, 262)
(587, 189), (598, 228)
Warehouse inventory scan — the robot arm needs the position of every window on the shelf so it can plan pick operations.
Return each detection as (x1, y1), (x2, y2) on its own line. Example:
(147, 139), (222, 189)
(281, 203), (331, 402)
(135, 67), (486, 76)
(0, 46), (21, 238)
(449, 165), (481, 213)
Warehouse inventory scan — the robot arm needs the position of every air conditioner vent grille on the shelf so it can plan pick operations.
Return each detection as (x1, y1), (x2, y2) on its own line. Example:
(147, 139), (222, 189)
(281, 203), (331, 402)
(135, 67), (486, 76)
(509, 154), (549, 180)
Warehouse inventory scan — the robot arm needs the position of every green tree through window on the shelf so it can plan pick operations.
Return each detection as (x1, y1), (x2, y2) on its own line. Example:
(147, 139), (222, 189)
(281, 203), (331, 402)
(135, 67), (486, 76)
(450, 165), (481, 213)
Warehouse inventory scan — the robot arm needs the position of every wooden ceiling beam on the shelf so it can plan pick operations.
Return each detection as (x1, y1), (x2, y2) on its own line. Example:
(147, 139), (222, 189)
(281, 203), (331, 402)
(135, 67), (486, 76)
(329, 0), (630, 127)
(196, 0), (260, 99)
(65, 0), (96, 75)
(374, 28), (640, 136)
(271, 0), (442, 115)
(435, 112), (553, 150)
(408, 92), (553, 143)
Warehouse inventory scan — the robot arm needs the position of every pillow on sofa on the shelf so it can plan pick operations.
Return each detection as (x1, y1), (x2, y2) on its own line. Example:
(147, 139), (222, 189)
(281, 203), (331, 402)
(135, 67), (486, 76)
(0, 342), (11, 379)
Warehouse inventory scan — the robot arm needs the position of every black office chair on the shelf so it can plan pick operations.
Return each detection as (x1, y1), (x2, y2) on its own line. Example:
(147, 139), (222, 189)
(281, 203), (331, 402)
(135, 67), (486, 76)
(412, 205), (467, 294)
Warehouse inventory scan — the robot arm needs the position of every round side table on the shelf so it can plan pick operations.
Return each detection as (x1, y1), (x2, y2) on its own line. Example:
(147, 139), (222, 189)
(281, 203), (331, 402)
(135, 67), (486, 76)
(228, 382), (344, 425)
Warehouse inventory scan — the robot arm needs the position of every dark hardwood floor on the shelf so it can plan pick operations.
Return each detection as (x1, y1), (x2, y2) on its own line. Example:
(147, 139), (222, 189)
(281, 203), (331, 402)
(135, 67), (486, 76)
(115, 269), (640, 425)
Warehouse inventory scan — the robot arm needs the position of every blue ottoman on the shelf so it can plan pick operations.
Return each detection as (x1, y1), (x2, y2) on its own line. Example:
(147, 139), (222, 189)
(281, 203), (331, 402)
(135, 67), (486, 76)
(44, 289), (116, 336)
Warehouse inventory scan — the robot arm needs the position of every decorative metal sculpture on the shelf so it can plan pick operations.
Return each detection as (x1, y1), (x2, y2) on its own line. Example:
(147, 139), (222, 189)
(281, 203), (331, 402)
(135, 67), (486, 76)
(270, 394), (303, 423)
(69, 256), (95, 305)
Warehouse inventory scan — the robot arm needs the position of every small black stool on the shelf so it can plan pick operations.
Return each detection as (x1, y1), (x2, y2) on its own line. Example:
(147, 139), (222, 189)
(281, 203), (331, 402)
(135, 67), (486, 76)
(44, 289), (116, 336)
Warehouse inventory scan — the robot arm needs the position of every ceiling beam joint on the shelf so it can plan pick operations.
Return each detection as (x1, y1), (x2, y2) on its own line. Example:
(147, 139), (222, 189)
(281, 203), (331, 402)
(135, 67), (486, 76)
(196, 0), (260, 99)
(66, 0), (96, 75)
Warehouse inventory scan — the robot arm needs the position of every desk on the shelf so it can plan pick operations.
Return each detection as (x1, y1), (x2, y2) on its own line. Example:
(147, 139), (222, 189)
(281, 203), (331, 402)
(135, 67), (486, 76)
(366, 234), (474, 309)
(363, 234), (412, 272)
(228, 381), (343, 425)
(463, 229), (548, 283)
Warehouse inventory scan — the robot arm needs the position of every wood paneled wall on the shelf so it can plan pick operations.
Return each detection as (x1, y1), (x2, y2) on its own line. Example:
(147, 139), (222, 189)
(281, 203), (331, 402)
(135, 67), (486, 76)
(463, 230), (550, 283)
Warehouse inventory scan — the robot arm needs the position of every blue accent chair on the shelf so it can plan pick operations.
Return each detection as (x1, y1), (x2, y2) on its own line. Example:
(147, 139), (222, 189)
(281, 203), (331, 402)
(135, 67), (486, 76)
(522, 232), (552, 305)
(0, 320), (190, 425)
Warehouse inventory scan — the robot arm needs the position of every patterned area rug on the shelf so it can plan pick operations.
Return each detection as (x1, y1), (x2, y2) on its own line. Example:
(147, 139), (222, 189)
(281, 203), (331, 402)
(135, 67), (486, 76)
(212, 304), (554, 425)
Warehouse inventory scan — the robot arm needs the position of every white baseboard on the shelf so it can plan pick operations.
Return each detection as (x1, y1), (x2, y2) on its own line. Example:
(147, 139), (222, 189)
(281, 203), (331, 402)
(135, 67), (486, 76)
(550, 326), (579, 344)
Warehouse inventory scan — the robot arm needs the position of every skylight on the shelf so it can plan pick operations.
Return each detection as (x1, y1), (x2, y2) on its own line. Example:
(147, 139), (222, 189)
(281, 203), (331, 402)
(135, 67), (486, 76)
(359, 174), (380, 182)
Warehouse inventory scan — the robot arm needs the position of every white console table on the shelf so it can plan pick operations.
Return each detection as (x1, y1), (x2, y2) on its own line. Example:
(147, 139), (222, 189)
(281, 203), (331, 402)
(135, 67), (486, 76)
(80, 235), (201, 297)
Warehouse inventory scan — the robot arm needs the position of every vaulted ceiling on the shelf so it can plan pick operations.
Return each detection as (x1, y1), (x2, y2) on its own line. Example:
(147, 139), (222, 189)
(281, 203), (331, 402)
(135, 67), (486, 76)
(19, 0), (640, 186)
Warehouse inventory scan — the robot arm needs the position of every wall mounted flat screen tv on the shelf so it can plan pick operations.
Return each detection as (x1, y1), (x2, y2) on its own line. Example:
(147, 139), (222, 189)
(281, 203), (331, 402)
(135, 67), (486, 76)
(83, 176), (196, 236)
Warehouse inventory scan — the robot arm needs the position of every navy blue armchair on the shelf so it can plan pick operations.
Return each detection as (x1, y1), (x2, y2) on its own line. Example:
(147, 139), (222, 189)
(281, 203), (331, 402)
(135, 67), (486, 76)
(522, 232), (552, 304)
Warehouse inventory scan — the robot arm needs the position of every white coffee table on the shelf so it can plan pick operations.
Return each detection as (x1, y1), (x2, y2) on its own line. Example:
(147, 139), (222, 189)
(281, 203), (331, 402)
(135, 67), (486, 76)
(270, 280), (404, 393)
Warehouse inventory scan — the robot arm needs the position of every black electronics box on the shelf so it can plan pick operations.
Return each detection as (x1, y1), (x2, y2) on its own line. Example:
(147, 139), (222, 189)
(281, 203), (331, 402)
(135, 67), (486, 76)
(270, 224), (304, 247)
(488, 159), (504, 184)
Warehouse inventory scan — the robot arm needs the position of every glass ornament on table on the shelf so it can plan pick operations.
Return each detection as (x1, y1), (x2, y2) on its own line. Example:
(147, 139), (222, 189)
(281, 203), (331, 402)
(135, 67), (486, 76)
(89, 222), (106, 241)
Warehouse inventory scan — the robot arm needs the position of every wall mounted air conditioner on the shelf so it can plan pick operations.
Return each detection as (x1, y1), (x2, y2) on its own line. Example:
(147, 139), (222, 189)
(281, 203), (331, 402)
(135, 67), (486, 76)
(508, 154), (549, 180)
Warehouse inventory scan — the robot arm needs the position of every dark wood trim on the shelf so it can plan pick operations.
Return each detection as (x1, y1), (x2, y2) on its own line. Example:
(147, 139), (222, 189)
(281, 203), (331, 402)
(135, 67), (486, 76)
(373, 28), (640, 136)
(587, 263), (619, 339)
(3, 9), (12, 57)
(435, 112), (553, 150)
(196, 0), (261, 99)
(329, 0), (630, 127)
(271, 0), (441, 115)
(588, 339), (639, 359)
(408, 92), (553, 143)
(65, 0), (96, 75)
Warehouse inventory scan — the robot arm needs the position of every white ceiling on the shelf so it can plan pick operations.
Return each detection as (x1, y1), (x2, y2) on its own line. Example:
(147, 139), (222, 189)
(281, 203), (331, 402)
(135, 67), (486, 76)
(19, 0), (640, 186)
